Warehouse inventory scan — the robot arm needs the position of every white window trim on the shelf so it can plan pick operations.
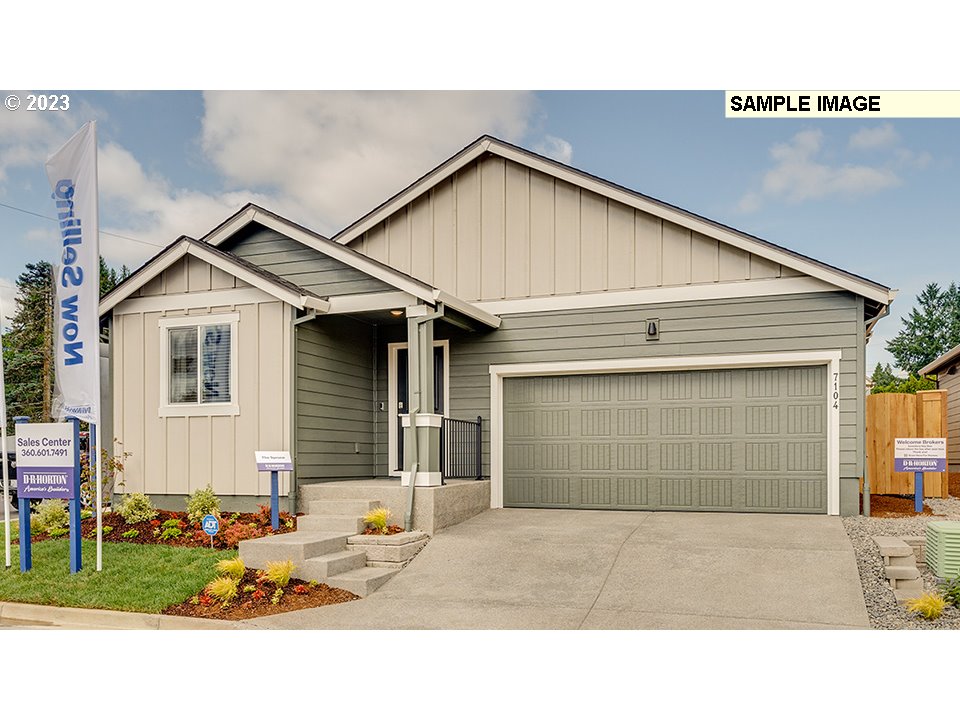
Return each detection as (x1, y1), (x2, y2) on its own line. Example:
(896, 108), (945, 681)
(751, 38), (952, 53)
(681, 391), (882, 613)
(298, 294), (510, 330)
(159, 312), (240, 417)
(387, 339), (450, 477)
(488, 350), (844, 515)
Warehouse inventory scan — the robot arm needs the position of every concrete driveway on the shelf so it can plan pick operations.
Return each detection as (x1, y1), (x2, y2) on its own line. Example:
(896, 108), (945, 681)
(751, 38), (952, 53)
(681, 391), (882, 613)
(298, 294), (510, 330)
(243, 509), (870, 630)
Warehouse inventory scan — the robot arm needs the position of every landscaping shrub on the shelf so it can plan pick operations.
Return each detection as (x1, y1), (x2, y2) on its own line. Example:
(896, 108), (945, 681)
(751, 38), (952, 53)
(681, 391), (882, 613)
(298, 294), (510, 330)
(264, 559), (295, 588)
(938, 575), (960, 607)
(905, 592), (947, 620)
(205, 576), (239, 604)
(116, 492), (158, 524)
(224, 523), (261, 547)
(216, 557), (245, 580)
(35, 499), (69, 533)
(186, 485), (221, 524)
(363, 506), (392, 534)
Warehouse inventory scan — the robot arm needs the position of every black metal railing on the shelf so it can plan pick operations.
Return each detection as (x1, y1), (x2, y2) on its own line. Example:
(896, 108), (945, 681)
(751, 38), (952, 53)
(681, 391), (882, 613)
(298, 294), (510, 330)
(440, 416), (483, 481)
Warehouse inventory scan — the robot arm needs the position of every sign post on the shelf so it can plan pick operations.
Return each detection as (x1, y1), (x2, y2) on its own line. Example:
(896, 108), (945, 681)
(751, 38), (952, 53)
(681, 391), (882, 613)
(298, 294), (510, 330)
(894, 438), (947, 514)
(14, 417), (31, 572)
(255, 451), (293, 530)
(202, 514), (219, 549)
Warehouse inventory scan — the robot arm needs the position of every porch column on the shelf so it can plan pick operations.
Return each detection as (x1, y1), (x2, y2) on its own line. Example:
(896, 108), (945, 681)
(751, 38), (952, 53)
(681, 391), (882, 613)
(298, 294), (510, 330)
(401, 305), (442, 487)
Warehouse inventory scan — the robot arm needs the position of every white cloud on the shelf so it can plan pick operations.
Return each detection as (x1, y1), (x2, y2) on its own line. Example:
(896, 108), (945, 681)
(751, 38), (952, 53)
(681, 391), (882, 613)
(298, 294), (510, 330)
(738, 128), (900, 212)
(849, 123), (899, 150)
(200, 91), (536, 233)
(535, 135), (573, 164)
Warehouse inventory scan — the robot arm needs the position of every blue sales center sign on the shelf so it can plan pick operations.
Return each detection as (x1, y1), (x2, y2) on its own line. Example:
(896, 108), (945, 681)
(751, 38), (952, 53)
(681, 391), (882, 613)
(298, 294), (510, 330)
(15, 423), (75, 499)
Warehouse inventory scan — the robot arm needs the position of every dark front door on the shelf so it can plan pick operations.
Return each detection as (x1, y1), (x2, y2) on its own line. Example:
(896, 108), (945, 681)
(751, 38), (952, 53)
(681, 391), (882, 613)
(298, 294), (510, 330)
(396, 346), (446, 471)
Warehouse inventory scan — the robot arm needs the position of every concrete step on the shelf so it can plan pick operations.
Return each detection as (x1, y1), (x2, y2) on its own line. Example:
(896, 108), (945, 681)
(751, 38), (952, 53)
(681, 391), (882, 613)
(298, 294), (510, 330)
(895, 587), (926, 603)
(300, 483), (390, 504)
(299, 549), (368, 581)
(239, 531), (351, 568)
(885, 565), (921, 581)
(886, 554), (918, 568)
(297, 515), (366, 534)
(889, 577), (924, 592)
(873, 536), (914, 557)
(308, 499), (381, 516)
(325, 566), (400, 598)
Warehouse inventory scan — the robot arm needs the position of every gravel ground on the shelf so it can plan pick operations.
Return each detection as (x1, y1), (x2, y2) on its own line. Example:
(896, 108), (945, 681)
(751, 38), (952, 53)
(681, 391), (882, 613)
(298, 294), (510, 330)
(842, 496), (960, 629)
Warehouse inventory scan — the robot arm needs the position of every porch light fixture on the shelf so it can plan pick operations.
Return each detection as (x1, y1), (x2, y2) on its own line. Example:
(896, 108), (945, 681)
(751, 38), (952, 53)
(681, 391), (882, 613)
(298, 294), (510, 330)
(645, 318), (660, 341)
(390, 309), (404, 317)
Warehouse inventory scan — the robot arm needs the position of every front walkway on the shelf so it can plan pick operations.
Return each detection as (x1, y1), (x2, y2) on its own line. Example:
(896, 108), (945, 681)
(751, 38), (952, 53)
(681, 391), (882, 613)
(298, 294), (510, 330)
(243, 508), (870, 630)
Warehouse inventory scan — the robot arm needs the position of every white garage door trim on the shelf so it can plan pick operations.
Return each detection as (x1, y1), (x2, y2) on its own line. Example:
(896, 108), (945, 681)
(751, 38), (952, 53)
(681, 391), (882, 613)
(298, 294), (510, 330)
(489, 350), (844, 515)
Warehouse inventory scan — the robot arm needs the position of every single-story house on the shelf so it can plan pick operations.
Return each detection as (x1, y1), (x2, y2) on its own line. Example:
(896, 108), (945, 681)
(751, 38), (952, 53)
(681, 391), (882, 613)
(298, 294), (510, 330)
(921, 347), (960, 477)
(99, 135), (896, 517)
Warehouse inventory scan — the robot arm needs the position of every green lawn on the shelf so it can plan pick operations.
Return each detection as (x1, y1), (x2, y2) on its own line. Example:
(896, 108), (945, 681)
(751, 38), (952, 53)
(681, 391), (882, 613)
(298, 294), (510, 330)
(0, 540), (235, 613)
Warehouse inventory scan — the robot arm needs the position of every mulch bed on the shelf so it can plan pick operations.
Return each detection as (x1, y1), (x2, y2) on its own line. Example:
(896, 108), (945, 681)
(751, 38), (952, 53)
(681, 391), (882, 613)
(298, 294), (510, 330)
(861, 493), (935, 517)
(361, 524), (404, 535)
(163, 568), (359, 621)
(23, 507), (298, 550)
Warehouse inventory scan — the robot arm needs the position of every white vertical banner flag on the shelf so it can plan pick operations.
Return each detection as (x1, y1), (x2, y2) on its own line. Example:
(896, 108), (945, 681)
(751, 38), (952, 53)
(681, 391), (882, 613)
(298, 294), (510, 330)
(45, 121), (100, 426)
(1, 295), (10, 568)
(46, 121), (103, 571)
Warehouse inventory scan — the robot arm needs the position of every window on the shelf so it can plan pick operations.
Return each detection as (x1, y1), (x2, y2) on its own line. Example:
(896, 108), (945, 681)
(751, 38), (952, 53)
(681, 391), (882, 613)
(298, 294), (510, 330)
(160, 313), (239, 416)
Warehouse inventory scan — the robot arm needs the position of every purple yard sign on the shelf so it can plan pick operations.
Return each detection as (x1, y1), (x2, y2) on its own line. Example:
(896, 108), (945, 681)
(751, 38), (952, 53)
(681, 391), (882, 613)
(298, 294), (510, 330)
(894, 438), (947, 473)
(14, 423), (76, 499)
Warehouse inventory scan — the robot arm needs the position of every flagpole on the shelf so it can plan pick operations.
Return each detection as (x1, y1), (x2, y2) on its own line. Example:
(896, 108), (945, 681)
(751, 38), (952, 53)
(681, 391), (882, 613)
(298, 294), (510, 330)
(93, 123), (102, 573)
(1, 295), (11, 569)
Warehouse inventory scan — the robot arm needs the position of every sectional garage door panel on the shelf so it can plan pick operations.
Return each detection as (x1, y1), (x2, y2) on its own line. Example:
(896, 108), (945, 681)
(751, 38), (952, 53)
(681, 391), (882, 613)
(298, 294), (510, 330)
(502, 367), (827, 514)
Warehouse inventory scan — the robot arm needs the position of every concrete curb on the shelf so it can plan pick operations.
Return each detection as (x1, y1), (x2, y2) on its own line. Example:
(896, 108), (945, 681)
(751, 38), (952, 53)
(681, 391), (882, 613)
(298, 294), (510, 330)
(0, 601), (244, 630)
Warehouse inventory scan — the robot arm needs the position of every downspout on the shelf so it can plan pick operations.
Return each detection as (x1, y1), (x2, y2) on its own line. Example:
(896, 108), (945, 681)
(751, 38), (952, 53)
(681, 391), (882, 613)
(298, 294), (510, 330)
(404, 303), (445, 531)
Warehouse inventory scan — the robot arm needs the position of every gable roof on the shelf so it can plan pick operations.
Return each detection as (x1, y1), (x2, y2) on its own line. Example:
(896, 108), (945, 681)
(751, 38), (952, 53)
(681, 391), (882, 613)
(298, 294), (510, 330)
(99, 236), (331, 315)
(198, 203), (500, 327)
(100, 208), (501, 328)
(331, 135), (896, 310)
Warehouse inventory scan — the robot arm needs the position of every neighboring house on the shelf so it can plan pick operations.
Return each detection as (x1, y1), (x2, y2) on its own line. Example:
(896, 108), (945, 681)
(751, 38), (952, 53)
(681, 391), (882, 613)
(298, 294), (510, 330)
(921, 347), (960, 476)
(99, 135), (896, 516)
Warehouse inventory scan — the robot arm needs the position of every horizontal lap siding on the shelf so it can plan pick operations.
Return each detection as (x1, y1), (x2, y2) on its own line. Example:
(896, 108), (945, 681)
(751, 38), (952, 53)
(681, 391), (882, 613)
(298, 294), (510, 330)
(373, 292), (864, 483)
(297, 316), (375, 481)
(225, 224), (394, 297)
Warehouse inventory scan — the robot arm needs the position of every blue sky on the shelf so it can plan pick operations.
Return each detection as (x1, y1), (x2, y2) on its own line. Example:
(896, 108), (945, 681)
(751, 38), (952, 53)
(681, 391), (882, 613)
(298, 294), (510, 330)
(1, 90), (956, 370)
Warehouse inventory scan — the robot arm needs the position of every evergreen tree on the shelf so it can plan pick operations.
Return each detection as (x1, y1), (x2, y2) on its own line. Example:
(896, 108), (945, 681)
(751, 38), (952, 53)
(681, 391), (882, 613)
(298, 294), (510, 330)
(886, 282), (960, 375)
(869, 363), (898, 388)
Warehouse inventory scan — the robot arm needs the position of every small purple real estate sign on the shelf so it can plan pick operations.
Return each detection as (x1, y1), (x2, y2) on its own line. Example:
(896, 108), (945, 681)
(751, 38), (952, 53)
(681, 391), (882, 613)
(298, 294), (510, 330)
(894, 438), (947, 473)
(14, 423), (76, 499)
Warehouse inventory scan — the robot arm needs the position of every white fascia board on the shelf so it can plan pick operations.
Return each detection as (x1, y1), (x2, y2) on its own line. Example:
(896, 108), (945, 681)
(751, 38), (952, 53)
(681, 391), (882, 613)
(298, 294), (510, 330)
(473, 276), (837, 316)
(433, 289), (501, 328)
(327, 291), (416, 314)
(99, 241), (191, 315)
(202, 205), (259, 247)
(332, 140), (491, 246)
(185, 243), (324, 311)
(488, 351), (843, 515)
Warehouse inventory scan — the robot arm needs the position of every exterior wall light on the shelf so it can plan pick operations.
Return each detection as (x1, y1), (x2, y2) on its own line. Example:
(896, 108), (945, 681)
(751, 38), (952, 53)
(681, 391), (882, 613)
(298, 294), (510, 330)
(646, 318), (660, 341)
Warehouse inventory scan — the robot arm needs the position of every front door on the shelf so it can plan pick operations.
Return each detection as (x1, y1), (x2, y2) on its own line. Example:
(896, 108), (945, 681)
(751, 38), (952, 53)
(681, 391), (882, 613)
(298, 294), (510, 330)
(395, 344), (447, 472)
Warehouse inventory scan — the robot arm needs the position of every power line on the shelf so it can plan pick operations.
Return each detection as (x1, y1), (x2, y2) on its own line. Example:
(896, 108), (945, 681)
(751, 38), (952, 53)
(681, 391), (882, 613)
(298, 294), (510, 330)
(0, 200), (167, 248)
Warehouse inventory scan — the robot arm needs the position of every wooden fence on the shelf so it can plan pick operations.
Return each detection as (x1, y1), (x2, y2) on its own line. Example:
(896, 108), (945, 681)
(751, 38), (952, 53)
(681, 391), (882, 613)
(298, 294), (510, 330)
(866, 390), (949, 497)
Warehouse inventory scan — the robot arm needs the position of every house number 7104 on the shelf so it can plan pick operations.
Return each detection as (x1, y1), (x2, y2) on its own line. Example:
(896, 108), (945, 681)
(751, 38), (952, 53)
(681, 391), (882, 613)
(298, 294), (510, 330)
(832, 372), (839, 409)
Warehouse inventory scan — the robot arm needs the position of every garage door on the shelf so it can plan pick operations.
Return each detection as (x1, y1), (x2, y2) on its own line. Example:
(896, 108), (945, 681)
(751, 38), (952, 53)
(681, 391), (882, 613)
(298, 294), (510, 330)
(503, 367), (827, 513)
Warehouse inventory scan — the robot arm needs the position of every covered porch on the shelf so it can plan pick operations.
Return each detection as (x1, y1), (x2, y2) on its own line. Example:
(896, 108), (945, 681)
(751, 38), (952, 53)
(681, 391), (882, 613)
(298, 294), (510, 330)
(292, 293), (496, 515)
